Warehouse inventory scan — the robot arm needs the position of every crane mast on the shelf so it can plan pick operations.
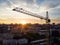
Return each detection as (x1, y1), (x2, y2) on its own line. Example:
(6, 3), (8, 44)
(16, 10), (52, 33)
(12, 7), (51, 45)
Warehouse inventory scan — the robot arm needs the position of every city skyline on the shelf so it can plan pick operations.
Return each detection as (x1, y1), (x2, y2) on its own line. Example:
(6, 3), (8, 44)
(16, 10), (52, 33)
(0, 0), (60, 24)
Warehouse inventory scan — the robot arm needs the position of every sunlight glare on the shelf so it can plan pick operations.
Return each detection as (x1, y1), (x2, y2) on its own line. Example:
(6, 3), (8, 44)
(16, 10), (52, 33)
(20, 20), (27, 25)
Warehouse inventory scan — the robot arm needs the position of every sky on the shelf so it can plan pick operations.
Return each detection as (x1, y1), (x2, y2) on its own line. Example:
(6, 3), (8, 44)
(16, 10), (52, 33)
(0, 0), (60, 24)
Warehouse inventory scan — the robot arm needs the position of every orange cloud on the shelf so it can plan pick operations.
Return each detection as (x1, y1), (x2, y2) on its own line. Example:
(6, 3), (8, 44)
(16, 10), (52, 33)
(0, 18), (60, 24)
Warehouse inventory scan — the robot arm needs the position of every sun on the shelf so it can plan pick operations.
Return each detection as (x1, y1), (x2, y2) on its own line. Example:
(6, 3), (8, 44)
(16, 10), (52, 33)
(20, 20), (27, 24)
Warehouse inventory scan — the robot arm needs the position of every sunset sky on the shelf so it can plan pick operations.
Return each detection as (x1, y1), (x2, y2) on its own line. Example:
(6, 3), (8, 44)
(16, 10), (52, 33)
(0, 0), (60, 24)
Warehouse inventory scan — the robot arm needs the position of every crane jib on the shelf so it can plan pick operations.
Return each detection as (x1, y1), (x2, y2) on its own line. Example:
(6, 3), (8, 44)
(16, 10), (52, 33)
(13, 7), (50, 23)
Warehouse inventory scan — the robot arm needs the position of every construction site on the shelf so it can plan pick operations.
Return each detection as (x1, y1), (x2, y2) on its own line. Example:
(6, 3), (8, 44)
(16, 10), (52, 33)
(0, 0), (60, 45)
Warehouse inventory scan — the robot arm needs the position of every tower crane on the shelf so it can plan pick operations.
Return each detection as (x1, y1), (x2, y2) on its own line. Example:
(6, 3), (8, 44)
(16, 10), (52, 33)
(12, 7), (51, 45)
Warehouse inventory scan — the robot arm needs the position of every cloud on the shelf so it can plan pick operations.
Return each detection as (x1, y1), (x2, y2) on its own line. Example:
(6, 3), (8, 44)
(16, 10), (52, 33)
(0, 0), (60, 10)
(0, 0), (60, 24)
(39, 0), (60, 10)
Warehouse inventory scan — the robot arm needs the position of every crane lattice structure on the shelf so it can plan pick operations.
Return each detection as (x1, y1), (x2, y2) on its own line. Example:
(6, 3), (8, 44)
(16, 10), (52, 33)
(12, 7), (51, 45)
(13, 7), (50, 23)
